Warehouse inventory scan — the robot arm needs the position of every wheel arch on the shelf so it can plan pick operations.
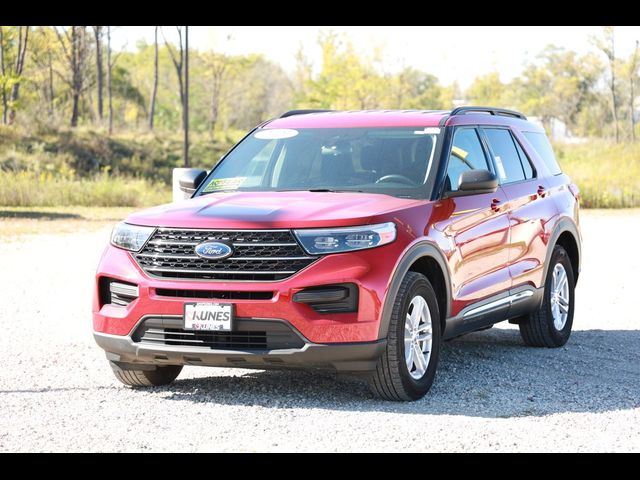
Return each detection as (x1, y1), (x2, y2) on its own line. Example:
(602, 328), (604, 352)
(545, 217), (581, 285)
(377, 241), (451, 340)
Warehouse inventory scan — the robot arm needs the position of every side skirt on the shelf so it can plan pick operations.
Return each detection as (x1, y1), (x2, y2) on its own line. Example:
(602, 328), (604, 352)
(443, 285), (544, 340)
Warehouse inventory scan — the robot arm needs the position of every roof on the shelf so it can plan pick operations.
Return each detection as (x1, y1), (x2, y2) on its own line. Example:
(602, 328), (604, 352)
(265, 110), (449, 129)
(264, 108), (536, 130)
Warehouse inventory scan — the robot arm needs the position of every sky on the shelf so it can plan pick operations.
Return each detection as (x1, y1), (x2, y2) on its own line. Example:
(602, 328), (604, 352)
(111, 26), (640, 88)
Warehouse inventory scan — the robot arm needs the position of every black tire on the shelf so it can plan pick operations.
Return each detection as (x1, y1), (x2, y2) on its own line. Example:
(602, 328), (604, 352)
(109, 361), (183, 387)
(369, 272), (441, 401)
(519, 245), (575, 347)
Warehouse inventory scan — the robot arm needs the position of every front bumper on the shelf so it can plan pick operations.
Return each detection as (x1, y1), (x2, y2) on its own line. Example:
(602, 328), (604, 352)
(95, 329), (386, 372)
(93, 240), (403, 346)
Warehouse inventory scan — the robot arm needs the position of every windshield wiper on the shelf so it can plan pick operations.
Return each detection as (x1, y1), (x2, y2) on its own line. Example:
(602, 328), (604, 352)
(277, 188), (364, 193)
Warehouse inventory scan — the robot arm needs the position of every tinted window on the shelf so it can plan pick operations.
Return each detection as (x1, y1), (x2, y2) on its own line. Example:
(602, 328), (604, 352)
(483, 128), (525, 184)
(445, 128), (489, 192)
(514, 137), (534, 179)
(523, 131), (562, 175)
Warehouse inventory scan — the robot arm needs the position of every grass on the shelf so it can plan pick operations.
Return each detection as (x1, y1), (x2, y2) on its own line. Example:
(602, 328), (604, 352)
(0, 126), (638, 209)
(556, 141), (640, 208)
(0, 171), (171, 207)
(0, 206), (136, 239)
(0, 125), (239, 183)
(0, 126), (227, 209)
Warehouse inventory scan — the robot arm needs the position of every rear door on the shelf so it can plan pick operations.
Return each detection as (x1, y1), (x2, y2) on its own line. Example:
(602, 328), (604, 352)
(480, 127), (556, 304)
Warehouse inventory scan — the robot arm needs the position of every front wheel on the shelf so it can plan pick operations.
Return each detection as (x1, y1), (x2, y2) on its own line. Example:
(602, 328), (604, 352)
(109, 361), (183, 387)
(369, 272), (441, 401)
(519, 245), (575, 347)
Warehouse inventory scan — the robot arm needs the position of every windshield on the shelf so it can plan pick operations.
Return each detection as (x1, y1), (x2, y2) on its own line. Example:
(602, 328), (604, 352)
(197, 127), (440, 198)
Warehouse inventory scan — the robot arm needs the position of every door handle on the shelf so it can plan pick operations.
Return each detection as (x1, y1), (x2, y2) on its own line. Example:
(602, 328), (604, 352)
(491, 198), (501, 211)
(537, 185), (546, 197)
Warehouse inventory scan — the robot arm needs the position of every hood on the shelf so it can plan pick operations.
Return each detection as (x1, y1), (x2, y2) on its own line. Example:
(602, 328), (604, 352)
(126, 191), (427, 229)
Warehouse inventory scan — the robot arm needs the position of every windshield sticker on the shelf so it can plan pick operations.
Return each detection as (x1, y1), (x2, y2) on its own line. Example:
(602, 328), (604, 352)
(414, 127), (441, 135)
(202, 177), (247, 193)
(254, 129), (299, 140)
(494, 156), (507, 180)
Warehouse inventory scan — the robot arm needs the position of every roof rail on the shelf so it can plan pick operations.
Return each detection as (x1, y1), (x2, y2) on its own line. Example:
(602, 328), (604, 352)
(280, 109), (334, 118)
(450, 106), (527, 120)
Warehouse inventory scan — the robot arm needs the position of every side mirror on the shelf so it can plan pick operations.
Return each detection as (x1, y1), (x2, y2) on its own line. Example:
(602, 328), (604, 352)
(179, 169), (208, 194)
(447, 169), (498, 197)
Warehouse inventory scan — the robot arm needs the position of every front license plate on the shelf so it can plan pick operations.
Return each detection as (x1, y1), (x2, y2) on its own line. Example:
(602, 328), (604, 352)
(184, 303), (233, 331)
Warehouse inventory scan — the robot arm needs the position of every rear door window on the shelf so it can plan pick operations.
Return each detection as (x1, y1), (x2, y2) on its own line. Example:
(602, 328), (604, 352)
(482, 128), (526, 184)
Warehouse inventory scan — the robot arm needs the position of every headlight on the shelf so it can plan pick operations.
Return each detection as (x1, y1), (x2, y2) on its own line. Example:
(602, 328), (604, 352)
(110, 222), (155, 252)
(294, 222), (396, 255)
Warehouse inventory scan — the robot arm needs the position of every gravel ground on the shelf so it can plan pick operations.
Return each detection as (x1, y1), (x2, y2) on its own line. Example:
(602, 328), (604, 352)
(0, 210), (639, 452)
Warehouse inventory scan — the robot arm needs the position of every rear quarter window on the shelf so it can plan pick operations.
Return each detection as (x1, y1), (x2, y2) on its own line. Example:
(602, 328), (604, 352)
(523, 132), (562, 175)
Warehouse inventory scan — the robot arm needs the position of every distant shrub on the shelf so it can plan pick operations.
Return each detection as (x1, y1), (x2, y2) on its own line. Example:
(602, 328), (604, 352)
(0, 171), (171, 207)
(556, 141), (640, 208)
(0, 126), (239, 183)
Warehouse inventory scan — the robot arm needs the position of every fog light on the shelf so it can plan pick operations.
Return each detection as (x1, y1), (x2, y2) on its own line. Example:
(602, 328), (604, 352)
(99, 277), (139, 307)
(293, 284), (358, 313)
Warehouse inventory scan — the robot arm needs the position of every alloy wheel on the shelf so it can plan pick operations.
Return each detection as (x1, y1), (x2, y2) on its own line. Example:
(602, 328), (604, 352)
(404, 295), (433, 380)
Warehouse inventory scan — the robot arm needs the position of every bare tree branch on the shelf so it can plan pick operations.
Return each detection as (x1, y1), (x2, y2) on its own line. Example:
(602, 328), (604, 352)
(54, 27), (72, 64)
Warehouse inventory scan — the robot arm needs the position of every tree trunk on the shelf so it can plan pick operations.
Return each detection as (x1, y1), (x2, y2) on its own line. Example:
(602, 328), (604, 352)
(630, 40), (639, 143)
(611, 74), (619, 143)
(107, 26), (113, 135)
(210, 92), (219, 135)
(0, 26), (7, 125)
(183, 26), (190, 167)
(163, 26), (188, 164)
(71, 91), (80, 127)
(148, 26), (159, 130)
(209, 57), (228, 137)
(8, 26), (29, 125)
(9, 83), (21, 124)
(94, 26), (104, 121)
(47, 49), (54, 118)
(54, 26), (87, 127)
(610, 33), (619, 143)
(69, 26), (81, 127)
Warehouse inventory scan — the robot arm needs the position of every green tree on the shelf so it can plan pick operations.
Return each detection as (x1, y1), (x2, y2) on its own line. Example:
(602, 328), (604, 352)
(0, 26), (30, 125)
(466, 72), (509, 107)
(592, 26), (620, 142)
(391, 67), (448, 109)
(515, 46), (602, 137)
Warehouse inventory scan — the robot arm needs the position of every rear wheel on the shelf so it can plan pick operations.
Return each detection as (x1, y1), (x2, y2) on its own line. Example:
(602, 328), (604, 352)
(109, 361), (183, 387)
(369, 272), (441, 401)
(519, 245), (575, 347)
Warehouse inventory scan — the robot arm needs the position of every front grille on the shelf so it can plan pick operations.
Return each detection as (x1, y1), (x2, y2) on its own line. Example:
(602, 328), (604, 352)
(145, 329), (269, 349)
(134, 228), (318, 281)
(155, 289), (273, 300)
(133, 317), (305, 351)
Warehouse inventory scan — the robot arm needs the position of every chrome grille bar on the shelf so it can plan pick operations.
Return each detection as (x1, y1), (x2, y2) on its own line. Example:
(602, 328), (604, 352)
(133, 228), (318, 281)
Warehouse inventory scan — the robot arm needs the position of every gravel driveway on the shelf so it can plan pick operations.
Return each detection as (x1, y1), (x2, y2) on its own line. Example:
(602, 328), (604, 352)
(1, 210), (638, 452)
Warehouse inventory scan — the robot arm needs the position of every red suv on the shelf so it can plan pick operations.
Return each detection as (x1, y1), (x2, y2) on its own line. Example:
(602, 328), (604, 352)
(94, 107), (581, 401)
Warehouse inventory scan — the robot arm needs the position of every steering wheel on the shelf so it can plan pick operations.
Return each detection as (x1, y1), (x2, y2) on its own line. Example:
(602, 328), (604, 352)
(375, 174), (417, 186)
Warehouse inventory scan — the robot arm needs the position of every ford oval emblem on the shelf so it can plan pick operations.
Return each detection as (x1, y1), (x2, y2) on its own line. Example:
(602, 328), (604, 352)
(194, 241), (234, 260)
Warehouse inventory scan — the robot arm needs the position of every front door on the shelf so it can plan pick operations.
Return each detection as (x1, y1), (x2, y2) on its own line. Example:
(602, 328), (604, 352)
(434, 127), (512, 319)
